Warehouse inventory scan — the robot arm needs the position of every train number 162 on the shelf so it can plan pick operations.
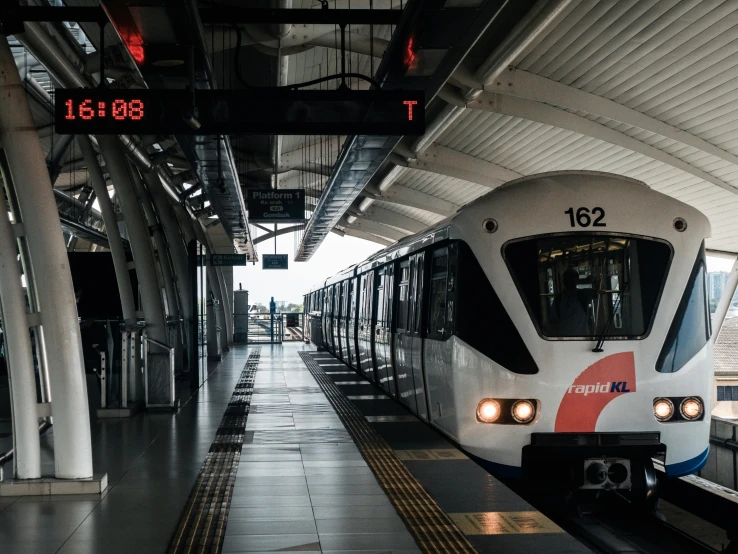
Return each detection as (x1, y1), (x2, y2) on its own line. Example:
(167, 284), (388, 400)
(565, 207), (606, 227)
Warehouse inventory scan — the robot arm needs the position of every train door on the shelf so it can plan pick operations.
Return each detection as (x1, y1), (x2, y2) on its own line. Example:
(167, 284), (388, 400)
(373, 265), (394, 395)
(357, 272), (374, 380)
(393, 260), (417, 411)
(346, 279), (356, 369)
(332, 285), (340, 355)
(424, 244), (458, 432)
(383, 264), (396, 396)
(371, 268), (384, 384)
(325, 285), (334, 353)
(410, 251), (428, 421)
(333, 283), (343, 360)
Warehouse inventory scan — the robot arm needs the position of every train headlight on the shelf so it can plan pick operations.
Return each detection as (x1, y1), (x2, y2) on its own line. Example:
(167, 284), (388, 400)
(653, 398), (674, 422)
(680, 397), (703, 421)
(477, 399), (501, 423)
(511, 400), (536, 424)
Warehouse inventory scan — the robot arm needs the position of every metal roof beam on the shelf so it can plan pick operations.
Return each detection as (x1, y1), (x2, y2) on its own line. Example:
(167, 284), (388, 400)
(252, 224), (303, 245)
(345, 217), (410, 242)
(364, 183), (459, 217)
(459, 91), (738, 196)
(394, 143), (521, 187)
(453, 66), (738, 177)
(339, 227), (393, 246)
(355, 204), (427, 234)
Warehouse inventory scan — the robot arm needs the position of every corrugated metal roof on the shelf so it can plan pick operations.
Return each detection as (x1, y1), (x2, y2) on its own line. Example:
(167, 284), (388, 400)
(337, 0), (738, 253)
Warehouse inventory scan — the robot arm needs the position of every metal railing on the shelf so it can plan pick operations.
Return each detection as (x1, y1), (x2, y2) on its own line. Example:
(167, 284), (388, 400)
(247, 313), (283, 344)
(143, 335), (175, 409)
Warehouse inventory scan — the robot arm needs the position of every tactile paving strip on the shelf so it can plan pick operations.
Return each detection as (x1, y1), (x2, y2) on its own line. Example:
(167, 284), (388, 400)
(299, 351), (478, 554)
(167, 348), (260, 554)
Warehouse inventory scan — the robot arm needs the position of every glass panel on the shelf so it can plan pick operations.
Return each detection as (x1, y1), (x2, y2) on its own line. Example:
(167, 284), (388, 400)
(505, 234), (672, 339)
(657, 246), (710, 373)
(428, 277), (447, 335)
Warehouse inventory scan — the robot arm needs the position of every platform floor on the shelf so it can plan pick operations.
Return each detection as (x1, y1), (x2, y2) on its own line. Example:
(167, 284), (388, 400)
(0, 342), (590, 553)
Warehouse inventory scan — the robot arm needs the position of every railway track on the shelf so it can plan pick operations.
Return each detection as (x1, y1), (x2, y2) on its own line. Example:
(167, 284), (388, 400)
(502, 476), (732, 553)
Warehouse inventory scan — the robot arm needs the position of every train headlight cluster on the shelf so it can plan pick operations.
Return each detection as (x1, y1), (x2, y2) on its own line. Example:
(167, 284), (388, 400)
(477, 399), (501, 423)
(512, 400), (536, 424)
(653, 396), (704, 422)
(653, 398), (674, 421)
(680, 397), (703, 420)
(477, 398), (537, 424)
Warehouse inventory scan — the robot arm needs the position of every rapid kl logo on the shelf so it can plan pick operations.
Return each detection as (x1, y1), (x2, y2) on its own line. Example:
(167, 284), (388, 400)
(567, 381), (632, 396)
(555, 352), (636, 432)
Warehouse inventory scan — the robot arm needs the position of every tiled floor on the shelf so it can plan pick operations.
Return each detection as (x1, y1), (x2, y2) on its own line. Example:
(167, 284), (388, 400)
(0, 343), (421, 554)
(0, 347), (252, 554)
(223, 343), (420, 554)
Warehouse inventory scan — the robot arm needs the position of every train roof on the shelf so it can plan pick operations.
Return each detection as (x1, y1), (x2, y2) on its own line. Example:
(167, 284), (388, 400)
(305, 171), (698, 292)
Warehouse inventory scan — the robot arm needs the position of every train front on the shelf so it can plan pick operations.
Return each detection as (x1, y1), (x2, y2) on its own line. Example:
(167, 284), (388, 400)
(452, 172), (712, 504)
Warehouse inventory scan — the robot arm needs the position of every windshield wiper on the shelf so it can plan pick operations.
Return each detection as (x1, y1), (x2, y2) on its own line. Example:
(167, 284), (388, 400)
(592, 281), (629, 353)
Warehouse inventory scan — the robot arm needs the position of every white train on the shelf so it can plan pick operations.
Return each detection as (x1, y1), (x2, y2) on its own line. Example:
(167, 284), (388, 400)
(306, 171), (712, 506)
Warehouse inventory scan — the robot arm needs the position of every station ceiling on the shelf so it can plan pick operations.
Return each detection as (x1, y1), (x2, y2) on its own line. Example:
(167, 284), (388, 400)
(13, 0), (738, 257)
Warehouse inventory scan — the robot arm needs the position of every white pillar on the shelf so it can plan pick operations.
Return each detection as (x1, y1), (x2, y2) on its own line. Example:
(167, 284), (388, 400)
(0, 179), (40, 479)
(77, 135), (137, 326)
(0, 35), (92, 479)
(128, 163), (179, 322)
(97, 136), (168, 344)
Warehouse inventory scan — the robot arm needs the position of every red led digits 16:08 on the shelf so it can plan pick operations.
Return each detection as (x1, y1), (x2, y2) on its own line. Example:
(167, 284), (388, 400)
(64, 99), (145, 121)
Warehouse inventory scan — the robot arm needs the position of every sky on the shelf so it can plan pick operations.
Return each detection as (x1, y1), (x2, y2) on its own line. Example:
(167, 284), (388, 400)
(234, 229), (382, 307)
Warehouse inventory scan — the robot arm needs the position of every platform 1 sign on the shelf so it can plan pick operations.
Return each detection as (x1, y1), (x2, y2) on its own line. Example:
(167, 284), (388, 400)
(248, 190), (305, 223)
(262, 254), (288, 270)
(210, 254), (247, 266)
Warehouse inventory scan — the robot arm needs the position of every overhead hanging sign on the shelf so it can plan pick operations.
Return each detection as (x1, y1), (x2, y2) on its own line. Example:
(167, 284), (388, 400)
(54, 88), (425, 136)
(262, 254), (288, 270)
(247, 189), (305, 223)
(210, 254), (247, 266)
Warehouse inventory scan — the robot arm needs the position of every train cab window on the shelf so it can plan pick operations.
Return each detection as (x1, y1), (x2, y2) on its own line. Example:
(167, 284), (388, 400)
(656, 244), (710, 373)
(504, 234), (672, 340)
(455, 242), (538, 374)
(397, 262), (410, 332)
(428, 250), (450, 338)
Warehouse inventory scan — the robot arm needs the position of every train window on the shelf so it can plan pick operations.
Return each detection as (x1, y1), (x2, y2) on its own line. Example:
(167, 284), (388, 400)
(397, 262), (410, 332)
(428, 250), (449, 337)
(456, 242), (538, 374)
(657, 244), (710, 373)
(504, 234), (672, 340)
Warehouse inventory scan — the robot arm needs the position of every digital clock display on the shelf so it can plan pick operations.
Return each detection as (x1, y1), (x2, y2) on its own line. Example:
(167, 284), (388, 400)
(64, 98), (145, 121)
(55, 88), (425, 136)
(56, 89), (158, 134)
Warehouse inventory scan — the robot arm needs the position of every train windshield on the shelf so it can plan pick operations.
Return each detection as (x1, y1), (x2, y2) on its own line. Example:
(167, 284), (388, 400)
(504, 234), (672, 339)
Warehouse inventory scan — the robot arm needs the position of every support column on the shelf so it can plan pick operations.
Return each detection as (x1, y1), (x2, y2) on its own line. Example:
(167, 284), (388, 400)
(0, 178), (40, 479)
(77, 135), (136, 326)
(128, 163), (179, 322)
(142, 170), (192, 363)
(0, 35), (92, 479)
(191, 218), (232, 350)
(97, 136), (167, 344)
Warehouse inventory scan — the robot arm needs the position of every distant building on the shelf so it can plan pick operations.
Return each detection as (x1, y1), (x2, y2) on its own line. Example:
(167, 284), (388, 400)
(708, 271), (731, 311)
(713, 316), (738, 419)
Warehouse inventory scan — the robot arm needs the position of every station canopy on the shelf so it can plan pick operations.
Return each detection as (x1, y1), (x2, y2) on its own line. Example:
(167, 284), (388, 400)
(12, 0), (738, 257)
